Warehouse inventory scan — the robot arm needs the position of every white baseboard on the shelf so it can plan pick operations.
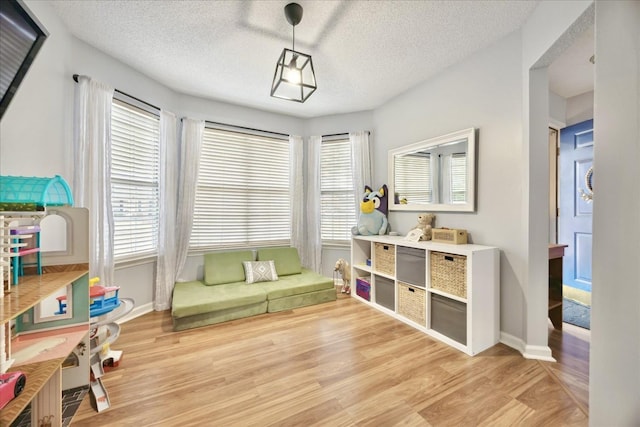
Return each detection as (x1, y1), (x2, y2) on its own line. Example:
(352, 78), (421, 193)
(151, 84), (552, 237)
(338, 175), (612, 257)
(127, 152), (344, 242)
(523, 344), (555, 361)
(500, 331), (556, 362)
(500, 331), (525, 354)
(116, 302), (153, 324)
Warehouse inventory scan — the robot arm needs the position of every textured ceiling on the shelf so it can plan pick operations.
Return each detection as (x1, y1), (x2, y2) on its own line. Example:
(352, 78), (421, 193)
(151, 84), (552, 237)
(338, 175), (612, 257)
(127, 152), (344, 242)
(50, 0), (546, 118)
(548, 26), (594, 99)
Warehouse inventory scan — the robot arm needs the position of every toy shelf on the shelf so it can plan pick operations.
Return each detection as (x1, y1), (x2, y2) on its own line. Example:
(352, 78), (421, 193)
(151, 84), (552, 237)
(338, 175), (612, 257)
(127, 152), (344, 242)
(1, 271), (89, 427)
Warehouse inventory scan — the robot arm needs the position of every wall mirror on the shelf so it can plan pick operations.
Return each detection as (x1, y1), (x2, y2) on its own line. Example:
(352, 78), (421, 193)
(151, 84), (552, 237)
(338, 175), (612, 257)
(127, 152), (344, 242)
(389, 127), (476, 212)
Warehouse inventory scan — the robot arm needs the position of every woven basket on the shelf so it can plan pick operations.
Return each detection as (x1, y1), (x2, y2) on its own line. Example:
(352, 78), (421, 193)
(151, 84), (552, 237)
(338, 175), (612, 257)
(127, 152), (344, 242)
(374, 242), (395, 276)
(430, 251), (467, 298)
(398, 282), (426, 325)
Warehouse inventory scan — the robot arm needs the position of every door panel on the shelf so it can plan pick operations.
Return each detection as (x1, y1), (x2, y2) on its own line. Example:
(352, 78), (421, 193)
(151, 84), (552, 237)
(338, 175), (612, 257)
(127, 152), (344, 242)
(559, 119), (593, 292)
(575, 232), (592, 286)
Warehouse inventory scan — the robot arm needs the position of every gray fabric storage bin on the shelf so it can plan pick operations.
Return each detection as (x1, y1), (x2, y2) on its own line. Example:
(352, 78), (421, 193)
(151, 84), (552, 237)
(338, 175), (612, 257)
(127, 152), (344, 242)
(375, 275), (395, 311)
(430, 293), (467, 345)
(397, 246), (426, 288)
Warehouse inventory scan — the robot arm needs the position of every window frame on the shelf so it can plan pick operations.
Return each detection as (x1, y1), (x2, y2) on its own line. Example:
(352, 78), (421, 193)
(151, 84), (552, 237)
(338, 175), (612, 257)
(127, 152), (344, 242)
(320, 136), (355, 247)
(189, 124), (292, 252)
(110, 93), (161, 263)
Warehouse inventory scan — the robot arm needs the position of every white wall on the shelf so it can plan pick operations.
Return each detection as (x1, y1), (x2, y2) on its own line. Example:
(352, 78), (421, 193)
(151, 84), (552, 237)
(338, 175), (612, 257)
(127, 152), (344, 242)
(549, 91), (567, 127)
(590, 1), (640, 424)
(372, 31), (526, 340)
(176, 92), (304, 136)
(565, 90), (594, 126)
(305, 111), (374, 137)
(0, 0), (73, 180)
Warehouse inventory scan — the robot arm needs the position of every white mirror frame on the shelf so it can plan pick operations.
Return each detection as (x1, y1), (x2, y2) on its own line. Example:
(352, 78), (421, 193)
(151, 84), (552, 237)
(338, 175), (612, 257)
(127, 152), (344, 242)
(389, 127), (476, 212)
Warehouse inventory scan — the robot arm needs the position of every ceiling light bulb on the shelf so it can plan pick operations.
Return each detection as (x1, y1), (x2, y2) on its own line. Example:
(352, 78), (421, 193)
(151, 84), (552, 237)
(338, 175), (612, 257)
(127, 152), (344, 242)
(286, 67), (301, 85)
(286, 55), (301, 84)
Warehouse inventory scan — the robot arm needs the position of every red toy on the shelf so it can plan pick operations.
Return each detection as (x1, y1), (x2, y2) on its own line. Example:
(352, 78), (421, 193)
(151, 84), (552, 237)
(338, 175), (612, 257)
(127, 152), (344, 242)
(0, 371), (26, 410)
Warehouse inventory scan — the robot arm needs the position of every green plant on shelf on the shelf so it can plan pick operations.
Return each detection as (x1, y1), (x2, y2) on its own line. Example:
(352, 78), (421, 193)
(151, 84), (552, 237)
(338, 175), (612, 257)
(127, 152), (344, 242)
(0, 202), (44, 212)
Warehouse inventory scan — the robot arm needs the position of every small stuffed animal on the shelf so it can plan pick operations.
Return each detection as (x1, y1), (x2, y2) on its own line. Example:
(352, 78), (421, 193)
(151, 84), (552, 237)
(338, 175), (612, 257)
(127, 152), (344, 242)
(413, 213), (436, 241)
(334, 258), (351, 294)
(351, 185), (390, 236)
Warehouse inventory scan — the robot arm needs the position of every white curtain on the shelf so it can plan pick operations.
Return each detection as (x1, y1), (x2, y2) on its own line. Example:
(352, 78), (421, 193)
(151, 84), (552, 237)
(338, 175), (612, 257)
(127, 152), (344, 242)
(154, 110), (178, 310)
(305, 135), (322, 273)
(73, 75), (115, 285)
(174, 118), (205, 282)
(350, 131), (372, 217)
(289, 135), (305, 261)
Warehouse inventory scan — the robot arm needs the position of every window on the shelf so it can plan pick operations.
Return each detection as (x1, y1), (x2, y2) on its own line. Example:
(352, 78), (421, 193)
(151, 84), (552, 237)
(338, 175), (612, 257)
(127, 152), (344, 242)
(320, 137), (356, 244)
(110, 97), (160, 260)
(449, 153), (467, 203)
(394, 153), (432, 203)
(190, 126), (290, 250)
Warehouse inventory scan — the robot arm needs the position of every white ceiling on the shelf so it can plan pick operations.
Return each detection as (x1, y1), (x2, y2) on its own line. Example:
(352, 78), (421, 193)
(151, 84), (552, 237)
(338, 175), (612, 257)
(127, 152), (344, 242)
(548, 26), (594, 99)
(49, 0), (591, 118)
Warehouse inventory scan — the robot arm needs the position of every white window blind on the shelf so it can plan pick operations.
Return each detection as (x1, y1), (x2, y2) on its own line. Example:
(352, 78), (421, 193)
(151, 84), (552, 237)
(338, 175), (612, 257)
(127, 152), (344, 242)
(394, 153), (432, 203)
(190, 126), (291, 250)
(110, 97), (160, 260)
(320, 138), (355, 244)
(450, 153), (467, 203)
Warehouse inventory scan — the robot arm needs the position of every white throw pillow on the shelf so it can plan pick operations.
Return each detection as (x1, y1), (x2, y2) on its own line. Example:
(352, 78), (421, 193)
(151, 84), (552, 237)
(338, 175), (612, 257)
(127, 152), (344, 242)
(243, 260), (278, 284)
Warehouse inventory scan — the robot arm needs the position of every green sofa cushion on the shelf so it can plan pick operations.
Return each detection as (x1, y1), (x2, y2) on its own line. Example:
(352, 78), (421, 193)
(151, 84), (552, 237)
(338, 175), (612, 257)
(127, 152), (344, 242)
(173, 301), (268, 331)
(256, 247), (302, 276)
(204, 250), (254, 285)
(172, 280), (267, 318)
(256, 269), (334, 300)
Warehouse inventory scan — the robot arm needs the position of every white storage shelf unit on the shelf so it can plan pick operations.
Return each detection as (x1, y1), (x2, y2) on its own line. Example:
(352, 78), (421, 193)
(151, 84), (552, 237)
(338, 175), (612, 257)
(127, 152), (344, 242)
(351, 235), (499, 356)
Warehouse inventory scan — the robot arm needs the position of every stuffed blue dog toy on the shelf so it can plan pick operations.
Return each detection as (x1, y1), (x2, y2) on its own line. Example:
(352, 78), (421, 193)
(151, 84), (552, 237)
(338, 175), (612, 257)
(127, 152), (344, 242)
(351, 185), (389, 236)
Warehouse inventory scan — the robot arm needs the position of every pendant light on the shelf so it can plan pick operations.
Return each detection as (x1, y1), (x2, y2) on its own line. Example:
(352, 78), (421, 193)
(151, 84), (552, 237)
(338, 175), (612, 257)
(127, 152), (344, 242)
(270, 3), (317, 103)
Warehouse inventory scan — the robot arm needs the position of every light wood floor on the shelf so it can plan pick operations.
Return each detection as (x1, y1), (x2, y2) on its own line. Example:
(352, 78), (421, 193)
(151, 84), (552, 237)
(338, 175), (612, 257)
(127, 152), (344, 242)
(72, 290), (590, 426)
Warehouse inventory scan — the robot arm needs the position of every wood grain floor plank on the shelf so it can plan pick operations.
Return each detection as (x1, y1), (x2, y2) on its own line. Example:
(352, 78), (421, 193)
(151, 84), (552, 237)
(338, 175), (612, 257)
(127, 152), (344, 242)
(71, 290), (589, 426)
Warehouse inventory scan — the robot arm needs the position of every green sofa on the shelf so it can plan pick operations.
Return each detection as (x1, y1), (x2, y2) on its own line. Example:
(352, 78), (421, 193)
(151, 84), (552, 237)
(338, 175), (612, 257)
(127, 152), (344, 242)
(171, 247), (337, 331)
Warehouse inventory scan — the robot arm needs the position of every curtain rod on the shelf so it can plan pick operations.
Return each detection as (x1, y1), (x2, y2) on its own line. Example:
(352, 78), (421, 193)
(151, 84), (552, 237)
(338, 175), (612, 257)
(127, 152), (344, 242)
(206, 121), (289, 138)
(72, 74), (160, 111)
(322, 131), (370, 138)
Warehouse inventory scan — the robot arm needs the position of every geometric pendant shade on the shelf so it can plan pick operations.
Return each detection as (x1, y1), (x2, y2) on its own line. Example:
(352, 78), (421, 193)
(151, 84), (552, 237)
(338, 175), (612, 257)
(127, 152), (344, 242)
(270, 3), (317, 103)
(271, 47), (317, 102)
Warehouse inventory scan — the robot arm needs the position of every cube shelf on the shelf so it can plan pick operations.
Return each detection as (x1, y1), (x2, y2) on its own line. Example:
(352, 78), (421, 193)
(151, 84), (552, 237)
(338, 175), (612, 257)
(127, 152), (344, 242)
(351, 235), (499, 356)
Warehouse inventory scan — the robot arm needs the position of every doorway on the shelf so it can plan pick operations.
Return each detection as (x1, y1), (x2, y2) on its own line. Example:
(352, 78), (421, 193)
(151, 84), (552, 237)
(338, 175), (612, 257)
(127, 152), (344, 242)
(548, 26), (594, 330)
(558, 120), (593, 330)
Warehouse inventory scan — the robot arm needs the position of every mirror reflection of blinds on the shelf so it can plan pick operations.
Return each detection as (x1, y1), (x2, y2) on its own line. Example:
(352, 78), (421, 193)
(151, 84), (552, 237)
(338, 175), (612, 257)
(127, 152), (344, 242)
(320, 138), (355, 243)
(111, 98), (160, 260)
(394, 154), (432, 203)
(190, 127), (291, 250)
(450, 153), (467, 203)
